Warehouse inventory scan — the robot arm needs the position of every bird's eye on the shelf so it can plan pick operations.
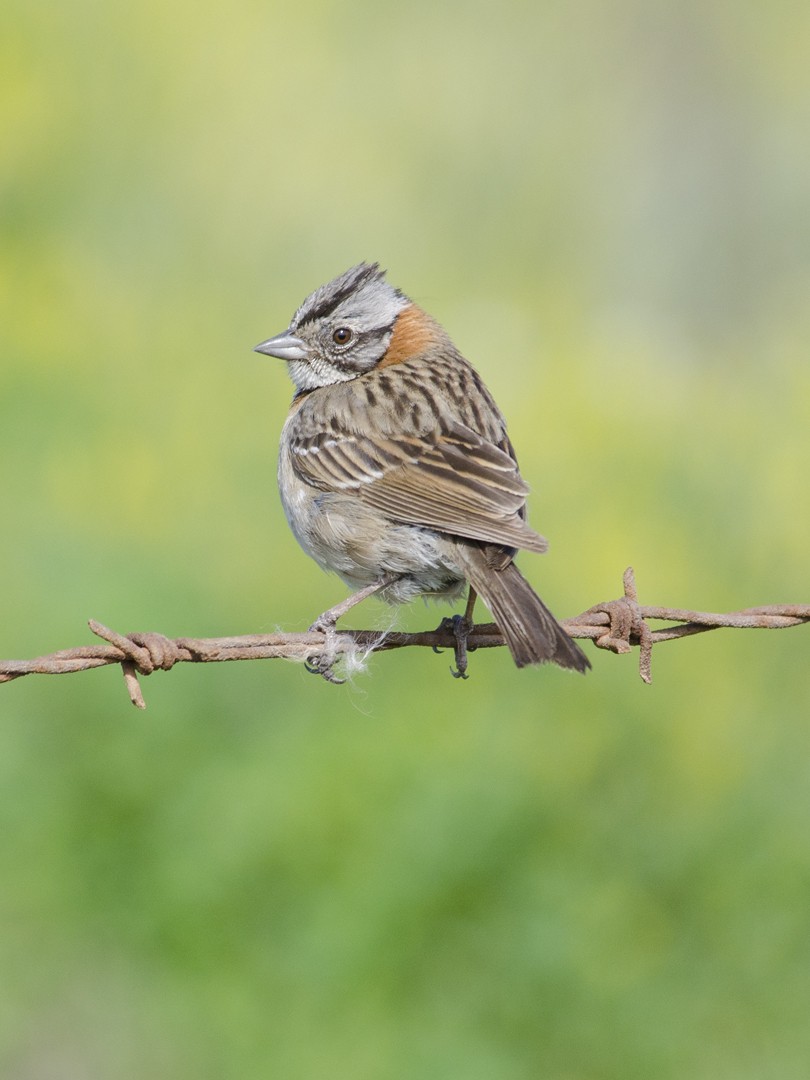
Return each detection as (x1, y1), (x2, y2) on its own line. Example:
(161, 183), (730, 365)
(332, 327), (353, 346)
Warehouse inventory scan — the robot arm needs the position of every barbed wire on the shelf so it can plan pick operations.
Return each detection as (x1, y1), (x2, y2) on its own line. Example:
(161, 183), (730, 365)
(1, 569), (807, 709)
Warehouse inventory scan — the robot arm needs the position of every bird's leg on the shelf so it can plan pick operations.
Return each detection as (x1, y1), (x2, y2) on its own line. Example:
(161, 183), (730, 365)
(463, 585), (478, 627)
(305, 573), (401, 683)
(309, 573), (401, 634)
(434, 586), (478, 679)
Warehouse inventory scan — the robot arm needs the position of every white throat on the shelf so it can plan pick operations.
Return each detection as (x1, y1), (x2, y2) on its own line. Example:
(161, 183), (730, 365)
(287, 355), (359, 393)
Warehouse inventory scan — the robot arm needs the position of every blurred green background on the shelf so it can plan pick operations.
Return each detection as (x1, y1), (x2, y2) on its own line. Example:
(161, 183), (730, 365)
(2, 1), (809, 1077)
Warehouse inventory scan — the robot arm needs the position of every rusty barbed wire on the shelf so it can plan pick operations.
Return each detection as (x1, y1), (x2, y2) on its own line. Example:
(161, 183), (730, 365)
(1, 569), (807, 708)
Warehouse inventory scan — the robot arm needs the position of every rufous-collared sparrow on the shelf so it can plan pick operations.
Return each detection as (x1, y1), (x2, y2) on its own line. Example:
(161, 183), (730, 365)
(255, 263), (589, 674)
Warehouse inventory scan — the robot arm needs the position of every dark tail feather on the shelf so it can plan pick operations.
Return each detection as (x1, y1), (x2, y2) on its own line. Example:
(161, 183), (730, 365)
(453, 546), (590, 673)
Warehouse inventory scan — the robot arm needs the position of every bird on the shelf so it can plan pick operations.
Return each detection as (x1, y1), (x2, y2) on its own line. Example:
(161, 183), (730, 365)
(254, 262), (589, 675)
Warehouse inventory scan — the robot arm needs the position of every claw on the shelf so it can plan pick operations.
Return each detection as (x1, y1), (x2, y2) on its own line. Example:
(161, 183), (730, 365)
(304, 652), (346, 685)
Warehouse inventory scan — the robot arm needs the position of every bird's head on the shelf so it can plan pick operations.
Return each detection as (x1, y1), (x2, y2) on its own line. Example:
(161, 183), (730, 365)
(254, 263), (413, 393)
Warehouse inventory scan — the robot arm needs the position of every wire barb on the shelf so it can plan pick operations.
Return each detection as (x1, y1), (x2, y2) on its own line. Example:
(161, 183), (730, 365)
(1, 568), (807, 707)
(576, 568), (654, 682)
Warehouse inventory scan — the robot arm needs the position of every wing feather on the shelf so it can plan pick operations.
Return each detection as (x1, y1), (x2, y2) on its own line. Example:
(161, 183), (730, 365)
(289, 413), (548, 554)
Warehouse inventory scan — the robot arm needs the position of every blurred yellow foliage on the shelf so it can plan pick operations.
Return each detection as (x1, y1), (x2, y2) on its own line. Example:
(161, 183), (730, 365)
(1, 1), (809, 1077)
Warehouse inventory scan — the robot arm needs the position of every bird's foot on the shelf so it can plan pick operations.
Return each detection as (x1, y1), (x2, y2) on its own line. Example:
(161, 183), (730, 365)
(434, 613), (476, 679)
(304, 575), (401, 684)
(305, 617), (347, 684)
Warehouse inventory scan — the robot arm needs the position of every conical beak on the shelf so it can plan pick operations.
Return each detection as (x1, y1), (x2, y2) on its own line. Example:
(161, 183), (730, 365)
(253, 330), (308, 361)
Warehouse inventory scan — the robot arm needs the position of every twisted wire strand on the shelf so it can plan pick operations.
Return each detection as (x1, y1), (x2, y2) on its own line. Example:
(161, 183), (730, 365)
(1, 569), (807, 708)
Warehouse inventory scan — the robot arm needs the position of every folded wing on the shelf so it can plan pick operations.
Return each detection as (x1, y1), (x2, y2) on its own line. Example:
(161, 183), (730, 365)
(289, 416), (548, 554)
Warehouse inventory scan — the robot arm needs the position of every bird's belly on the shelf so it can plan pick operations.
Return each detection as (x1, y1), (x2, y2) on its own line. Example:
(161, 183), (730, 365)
(278, 450), (465, 603)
